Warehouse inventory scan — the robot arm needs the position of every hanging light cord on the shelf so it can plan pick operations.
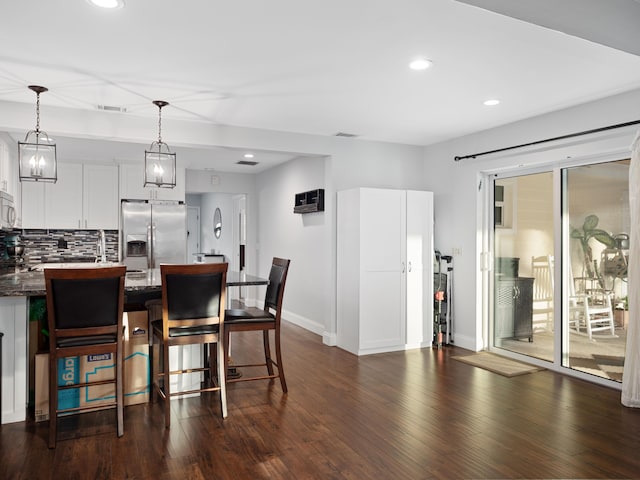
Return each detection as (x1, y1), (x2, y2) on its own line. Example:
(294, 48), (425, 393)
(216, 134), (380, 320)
(157, 103), (163, 144)
(35, 91), (41, 134)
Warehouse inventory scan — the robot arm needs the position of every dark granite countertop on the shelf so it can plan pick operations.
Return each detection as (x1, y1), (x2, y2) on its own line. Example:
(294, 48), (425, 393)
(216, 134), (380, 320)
(0, 268), (267, 297)
(0, 268), (162, 297)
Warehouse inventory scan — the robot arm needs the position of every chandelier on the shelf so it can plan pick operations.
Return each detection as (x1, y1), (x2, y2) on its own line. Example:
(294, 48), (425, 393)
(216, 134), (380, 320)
(18, 85), (57, 183)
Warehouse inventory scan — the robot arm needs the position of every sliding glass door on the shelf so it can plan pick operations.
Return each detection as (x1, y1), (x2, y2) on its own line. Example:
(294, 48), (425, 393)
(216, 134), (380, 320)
(493, 172), (555, 362)
(491, 159), (629, 383)
(563, 161), (629, 381)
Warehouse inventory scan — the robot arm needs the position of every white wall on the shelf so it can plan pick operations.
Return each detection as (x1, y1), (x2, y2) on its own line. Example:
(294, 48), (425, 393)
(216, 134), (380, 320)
(199, 193), (234, 259)
(423, 87), (640, 351)
(183, 136), (425, 344)
(253, 156), (327, 334)
(186, 170), (259, 284)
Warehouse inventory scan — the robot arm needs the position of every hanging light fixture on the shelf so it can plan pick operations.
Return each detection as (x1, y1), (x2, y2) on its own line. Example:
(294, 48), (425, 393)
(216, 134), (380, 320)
(18, 85), (57, 183)
(144, 100), (176, 188)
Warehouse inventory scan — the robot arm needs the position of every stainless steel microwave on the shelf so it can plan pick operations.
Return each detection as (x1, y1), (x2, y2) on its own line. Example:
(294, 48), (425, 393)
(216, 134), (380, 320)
(0, 191), (16, 230)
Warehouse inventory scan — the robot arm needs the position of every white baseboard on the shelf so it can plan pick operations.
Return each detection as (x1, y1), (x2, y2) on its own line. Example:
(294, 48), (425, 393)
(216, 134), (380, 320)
(282, 308), (324, 336)
(448, 333), (477, 351)
(322, 332), (337, 346)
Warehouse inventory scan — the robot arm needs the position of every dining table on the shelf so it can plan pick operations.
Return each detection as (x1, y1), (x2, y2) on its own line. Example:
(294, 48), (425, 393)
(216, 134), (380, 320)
(123, 267), (269, 293)
(134, 268), (269, 380)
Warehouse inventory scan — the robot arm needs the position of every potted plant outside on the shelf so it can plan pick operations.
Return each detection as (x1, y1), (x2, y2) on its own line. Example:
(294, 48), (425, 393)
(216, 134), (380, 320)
(570, 214), (617, 289)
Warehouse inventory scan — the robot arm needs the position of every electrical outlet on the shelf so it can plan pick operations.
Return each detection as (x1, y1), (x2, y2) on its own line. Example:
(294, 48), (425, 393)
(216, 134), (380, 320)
(452, 247), (462, 256)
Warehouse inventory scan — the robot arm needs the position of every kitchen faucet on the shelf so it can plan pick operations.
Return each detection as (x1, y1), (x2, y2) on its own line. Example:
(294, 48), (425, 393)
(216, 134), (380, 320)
(96, 229), (107, 263)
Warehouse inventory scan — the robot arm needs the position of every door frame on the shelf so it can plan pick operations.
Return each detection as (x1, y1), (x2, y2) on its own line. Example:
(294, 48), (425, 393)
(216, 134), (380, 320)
(187, 205), (200, 263)
(481, 151), (629, 389)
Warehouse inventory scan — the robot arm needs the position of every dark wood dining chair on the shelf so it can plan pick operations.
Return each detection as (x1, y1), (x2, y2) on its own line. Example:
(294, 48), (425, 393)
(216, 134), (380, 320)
(151, 263), (228, 428)
(45, 266), (126, 449)
(224, 257), (290, 392)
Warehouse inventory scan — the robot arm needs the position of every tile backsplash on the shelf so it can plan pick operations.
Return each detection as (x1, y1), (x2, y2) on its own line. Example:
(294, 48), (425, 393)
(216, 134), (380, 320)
(1, 229), (119, 264)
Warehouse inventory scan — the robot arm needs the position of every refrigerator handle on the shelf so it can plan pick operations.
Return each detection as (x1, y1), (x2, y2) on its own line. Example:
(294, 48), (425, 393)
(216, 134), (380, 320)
(147, 223), (153, 269)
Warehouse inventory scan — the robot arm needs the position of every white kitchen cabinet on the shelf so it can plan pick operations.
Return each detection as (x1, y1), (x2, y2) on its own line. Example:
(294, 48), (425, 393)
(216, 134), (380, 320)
(0, 137), (20, 220)
(0, 296), (28, 424)
(83, 164), (119, 229)
(336, 188), (433, 355)
(21, 163), (118, 229)
(0, 138), (12, 195)
(20, 181), (46, 229)
(0, 136), (21, 227)
(119, 163), (185, 202)
(45, 163), (84, 229)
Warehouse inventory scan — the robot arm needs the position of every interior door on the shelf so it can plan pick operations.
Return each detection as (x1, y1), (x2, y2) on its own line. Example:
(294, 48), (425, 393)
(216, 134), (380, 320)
(187, 206), (200, 263)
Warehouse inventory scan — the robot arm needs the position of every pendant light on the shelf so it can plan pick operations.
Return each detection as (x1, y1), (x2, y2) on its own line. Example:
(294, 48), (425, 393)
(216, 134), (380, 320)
(144, 100), (176, 188)
(18, 85), (57, 183)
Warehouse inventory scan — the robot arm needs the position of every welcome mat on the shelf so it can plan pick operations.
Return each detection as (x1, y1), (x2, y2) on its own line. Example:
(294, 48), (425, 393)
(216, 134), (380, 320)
(452, 352), (545, 377)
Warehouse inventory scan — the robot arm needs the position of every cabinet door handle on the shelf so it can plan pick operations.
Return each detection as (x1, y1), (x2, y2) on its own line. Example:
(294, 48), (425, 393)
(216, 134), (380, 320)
(513, 285), (520, 299)
(408, 261), (412, 272)
(402, 262), (405, 273)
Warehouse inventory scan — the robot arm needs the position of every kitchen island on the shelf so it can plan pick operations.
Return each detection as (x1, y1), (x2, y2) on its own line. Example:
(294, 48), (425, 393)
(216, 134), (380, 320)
(0, 268), (162, 425)
(0, 267), (268, 424)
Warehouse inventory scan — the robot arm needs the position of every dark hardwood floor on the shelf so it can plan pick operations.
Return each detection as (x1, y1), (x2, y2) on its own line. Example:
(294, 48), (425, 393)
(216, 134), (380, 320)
(2, 321), (640, 479)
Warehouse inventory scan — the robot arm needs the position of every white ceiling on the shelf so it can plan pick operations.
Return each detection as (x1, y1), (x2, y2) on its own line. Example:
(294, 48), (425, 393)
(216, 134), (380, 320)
(1, 0), (640, 172)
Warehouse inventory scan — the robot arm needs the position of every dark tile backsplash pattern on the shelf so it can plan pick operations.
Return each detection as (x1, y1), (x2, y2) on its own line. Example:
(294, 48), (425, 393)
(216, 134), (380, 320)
(1, 229), (119, 264)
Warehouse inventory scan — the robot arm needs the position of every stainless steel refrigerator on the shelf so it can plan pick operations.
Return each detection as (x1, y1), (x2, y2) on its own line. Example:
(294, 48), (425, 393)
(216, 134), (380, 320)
(120, 200), (187, 270)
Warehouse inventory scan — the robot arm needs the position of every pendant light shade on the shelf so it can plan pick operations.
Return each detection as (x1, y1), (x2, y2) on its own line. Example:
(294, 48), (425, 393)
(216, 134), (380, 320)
(144, 100), (176, 188)
(19, 85), (57, 183)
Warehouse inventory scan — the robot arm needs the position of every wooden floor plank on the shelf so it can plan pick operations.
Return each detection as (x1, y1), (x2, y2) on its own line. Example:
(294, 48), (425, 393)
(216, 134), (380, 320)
(2, 321), (640, 479)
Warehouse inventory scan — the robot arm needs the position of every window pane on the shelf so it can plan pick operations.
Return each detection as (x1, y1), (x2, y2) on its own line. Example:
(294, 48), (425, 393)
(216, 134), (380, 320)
(493, 173), (554, 362)
(564, 160), (629, 382)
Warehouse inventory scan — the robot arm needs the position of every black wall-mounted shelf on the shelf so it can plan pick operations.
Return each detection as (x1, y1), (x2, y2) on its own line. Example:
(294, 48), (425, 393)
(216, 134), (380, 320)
(294, 189), (324, 214)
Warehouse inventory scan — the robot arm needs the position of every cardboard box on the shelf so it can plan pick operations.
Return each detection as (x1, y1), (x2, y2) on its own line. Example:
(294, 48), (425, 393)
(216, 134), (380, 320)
(35, 311), (150, 422)
(122, 310), (151, 405)
(34, 355), (82, 422)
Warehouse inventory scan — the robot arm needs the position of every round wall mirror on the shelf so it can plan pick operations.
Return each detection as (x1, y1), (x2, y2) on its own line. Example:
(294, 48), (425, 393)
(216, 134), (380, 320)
(214, 208), (222, 239)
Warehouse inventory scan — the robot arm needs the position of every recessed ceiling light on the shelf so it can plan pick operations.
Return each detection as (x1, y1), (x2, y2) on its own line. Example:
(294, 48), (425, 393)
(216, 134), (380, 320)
(87, 0), (125, 9)
(243, 153), (255, 159)
(409, 58), (433, 71)
(483, 99), (500, 106)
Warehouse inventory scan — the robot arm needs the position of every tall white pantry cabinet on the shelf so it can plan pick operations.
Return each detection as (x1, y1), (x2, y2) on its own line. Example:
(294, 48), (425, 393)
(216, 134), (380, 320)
(337, 188), (434, 355)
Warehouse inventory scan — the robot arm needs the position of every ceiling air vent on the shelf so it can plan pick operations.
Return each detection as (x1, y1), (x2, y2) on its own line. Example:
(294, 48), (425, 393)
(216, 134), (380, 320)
(334, 132), (358, 138)
(236, 160), (259, 166)
(97, 105), (127, 113)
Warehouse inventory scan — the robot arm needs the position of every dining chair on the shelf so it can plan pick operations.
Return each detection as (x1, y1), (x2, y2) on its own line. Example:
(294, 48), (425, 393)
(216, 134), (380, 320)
(570, 281), (617, 340)
(151, 262), (228, 428)
(224, 257), (290, 392)
(531, 255), (554, 332)
(569, 262), (616, 340)
(45, 266), (126, 449)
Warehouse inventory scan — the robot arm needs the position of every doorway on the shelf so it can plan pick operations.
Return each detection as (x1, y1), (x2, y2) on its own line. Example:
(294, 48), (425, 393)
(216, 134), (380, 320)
(490, 159), (629, 383)
(187, 206), (200, 263)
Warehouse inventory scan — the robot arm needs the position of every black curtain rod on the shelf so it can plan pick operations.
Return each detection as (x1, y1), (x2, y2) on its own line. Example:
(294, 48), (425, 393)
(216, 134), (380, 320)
(453, 119), (640, 162)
